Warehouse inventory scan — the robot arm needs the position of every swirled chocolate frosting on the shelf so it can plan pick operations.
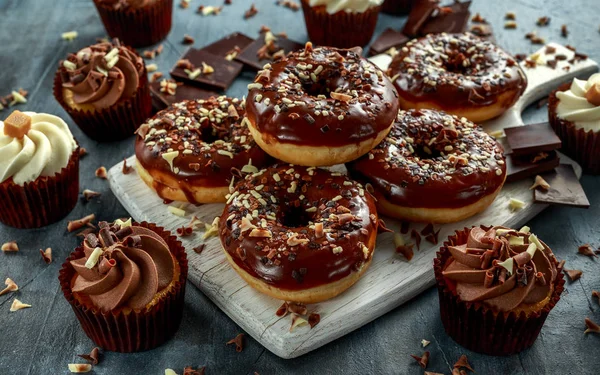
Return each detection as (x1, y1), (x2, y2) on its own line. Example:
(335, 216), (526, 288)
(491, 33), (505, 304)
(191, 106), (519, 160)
(442, 226), (557, 312)
(70, 220), (175, 312)
(60, 40), (144, 110)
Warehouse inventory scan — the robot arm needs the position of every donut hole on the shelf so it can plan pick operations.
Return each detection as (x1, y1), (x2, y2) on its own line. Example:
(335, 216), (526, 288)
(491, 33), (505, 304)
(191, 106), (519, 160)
(199, 123), (231, 144)
(279, 203), (314, 228)
(413, 143), (443, 160)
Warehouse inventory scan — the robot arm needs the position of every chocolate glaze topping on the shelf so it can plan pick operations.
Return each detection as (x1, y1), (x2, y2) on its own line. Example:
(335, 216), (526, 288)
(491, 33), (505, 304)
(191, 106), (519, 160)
(219, 164), (378, 290)
(245, 43), (399, 147)
(346, 109), (506, 208)
(135, 97), (273, 203)
(387, 33), (527, 111)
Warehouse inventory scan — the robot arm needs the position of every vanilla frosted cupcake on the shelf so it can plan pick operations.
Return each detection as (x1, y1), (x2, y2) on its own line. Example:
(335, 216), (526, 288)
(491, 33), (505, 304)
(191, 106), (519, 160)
(0, 110), (79, 228)
(548, 73), (600, 174)
(301, 0), (383, 48)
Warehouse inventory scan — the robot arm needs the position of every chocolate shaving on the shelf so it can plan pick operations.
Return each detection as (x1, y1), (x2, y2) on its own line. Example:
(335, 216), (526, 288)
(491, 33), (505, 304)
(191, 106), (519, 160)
(564, 268), (583, 281)
(377, 219), (393, 233)
(39, 248), (52, 264)
(1, 241), (18, 252)
(114, 226), (133, 239)
(183, 366), (206, 375)
(578, 244), (598, 258)
(411, 229), (422, 250)
(584, 318), (600, 334)
(308, 313), (320, 328)
(226, 333), (244, 352)
(95, 166), (107, 179)
(193, 244), (206, 254)
(124, 235), (142, 248)
(67, 214), (96, 233)
(420, 223), (434, 236)
(592, 290), (600, 304)
(410, 351), (430, 369)
(276, 302), (288, 317)
(425, 229), (441, 245)
(82, 189), (101, 201)
(122, 159), (133, 174)
(77, 347), (100, 365)
(396, 244), (414, 261)
(177, 226), (194, 237)
(454, 354), (474, 372)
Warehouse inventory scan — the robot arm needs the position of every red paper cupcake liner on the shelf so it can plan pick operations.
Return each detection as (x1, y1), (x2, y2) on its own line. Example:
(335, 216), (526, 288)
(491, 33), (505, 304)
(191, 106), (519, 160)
(0, 147), (79, 229)
(53, 51), (152, 142)
(301, 0), (381, 48)
(93, 0), (173, 48)
(58, 222), (188, 352)
(381, 0), (413, 15)
(433, 226), (565, 356)
(549, 84), (600, 174)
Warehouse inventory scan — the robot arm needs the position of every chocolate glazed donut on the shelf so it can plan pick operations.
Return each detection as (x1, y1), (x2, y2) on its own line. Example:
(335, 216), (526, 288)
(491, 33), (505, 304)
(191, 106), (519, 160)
(135, 97), (273, 204)
(346, 109), (507, 223)
(387, 33), (527, 123)
(219, 164), (378, 303)
(245, 42), (399, 167)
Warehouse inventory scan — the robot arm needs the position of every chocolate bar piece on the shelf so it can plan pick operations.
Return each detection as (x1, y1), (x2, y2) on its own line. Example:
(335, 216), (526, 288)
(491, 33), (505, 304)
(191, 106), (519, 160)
(202, 32), (254, 59)
(506, 150), (560, 183)
(421, 7), (470, 35)
(369, 28), (410, 56)
(403, 0), (439, 37)
(236, 35), (304, 71)
(150, 80), (219, 111)
(504, 123), (562, 156)
(534, 164), (590, 208)
(170, 49), (243, 90)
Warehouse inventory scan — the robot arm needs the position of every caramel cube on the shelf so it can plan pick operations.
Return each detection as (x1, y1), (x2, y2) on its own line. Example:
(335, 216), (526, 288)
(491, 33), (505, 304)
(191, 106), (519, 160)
(3, 110), (31, 138)
(585, 83), (600, 106)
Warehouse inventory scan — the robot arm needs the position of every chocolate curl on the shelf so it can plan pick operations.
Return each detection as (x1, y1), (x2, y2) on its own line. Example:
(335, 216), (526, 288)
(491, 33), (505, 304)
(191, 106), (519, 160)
(98, 258), (116, 274)
(85, 233), (99, 248)
(498, 267), (507, 284)
(124, 235), (142, 248)
(535, 271), (547, 285)
(308, 313), (320, 329)
(410, 351), (430, 369)
(517, 268), (528, 286)
(479, 250), (494, 269)
(513, 251), (532, 267)
(114, 226), (133, 239)
(466, 248), (486, 255)
(99, 227), (116, 247)
(226, 333), (244, 352)
(275, 302), (288, 317)
(484, 270), (495, 288)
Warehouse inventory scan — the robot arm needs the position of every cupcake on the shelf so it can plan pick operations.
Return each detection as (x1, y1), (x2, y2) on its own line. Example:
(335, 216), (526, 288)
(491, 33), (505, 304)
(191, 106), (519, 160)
(53, 39), (152, 141)
(300, 0), (383, 48)
(59, 219), (188, 352)
(0, 110), (79, 228)
(93, 0), (173, 48)
(381, 0), (413, 15)
(434, 226), (565, 355)
(548, 73), (600, 174)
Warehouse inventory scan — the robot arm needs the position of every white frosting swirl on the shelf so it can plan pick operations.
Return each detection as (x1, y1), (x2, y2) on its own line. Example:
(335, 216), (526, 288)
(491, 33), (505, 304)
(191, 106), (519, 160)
(0, 112), (77, 185)
(307, 0), (383, 13)
(556, 73), (600, 132)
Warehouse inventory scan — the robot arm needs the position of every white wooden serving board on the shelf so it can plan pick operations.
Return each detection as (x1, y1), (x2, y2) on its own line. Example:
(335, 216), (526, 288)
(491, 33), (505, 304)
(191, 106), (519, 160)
(108, 43), (596, 359)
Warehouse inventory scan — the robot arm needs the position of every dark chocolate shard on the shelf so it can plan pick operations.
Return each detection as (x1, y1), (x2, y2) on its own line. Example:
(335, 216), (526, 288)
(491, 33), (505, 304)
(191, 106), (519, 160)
(403, 0), (439, 36)
(505, 150), (560, 183)
(504, 123), (562, 156)
(236, 35), (304, 70)
(421, 7), (470, 35)
(534, 164), (590, 208)
(150, 80), (219, 111)
(170, 48), (243, 90)
(368, 28), (409, 56)
(202, 32), (254, 59)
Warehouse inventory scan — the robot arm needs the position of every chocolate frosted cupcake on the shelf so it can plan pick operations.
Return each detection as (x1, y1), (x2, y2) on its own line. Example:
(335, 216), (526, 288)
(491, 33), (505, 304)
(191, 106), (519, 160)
(54, 39), (152, 141)
(434, 226), (565, 355)
(0, 110), (79, 228)
(59, 219), (187, 352)
(93, 0), (173, 47)
(300, 0), (383, 48)
(548, 73), (600, 174)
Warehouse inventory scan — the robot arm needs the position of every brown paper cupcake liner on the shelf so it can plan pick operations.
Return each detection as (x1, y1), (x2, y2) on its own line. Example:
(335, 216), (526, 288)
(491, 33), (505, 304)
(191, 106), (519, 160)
(59, 222), (188, 352)
(381, 0), (413, 15)
(548, 84), (600, 174)
(0, 147), (79, 229)
(93, 0), (173, 48)
(433, 226), (565, 356)
(301, 0), (381, 48)
(53, 52), (152, 142)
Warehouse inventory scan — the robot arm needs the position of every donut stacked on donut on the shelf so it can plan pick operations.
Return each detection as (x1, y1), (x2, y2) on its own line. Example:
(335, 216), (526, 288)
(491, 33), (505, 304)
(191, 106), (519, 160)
(245, 42), (399, 167)
(219, 164), (378, 303)
(346, 109), (507, 223)
(135, 96), (272, 204)
(387, 33), (527, 123)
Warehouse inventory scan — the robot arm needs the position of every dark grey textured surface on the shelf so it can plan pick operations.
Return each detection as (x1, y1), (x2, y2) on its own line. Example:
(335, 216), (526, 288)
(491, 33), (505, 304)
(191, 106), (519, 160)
(0, 0), (599, 374)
